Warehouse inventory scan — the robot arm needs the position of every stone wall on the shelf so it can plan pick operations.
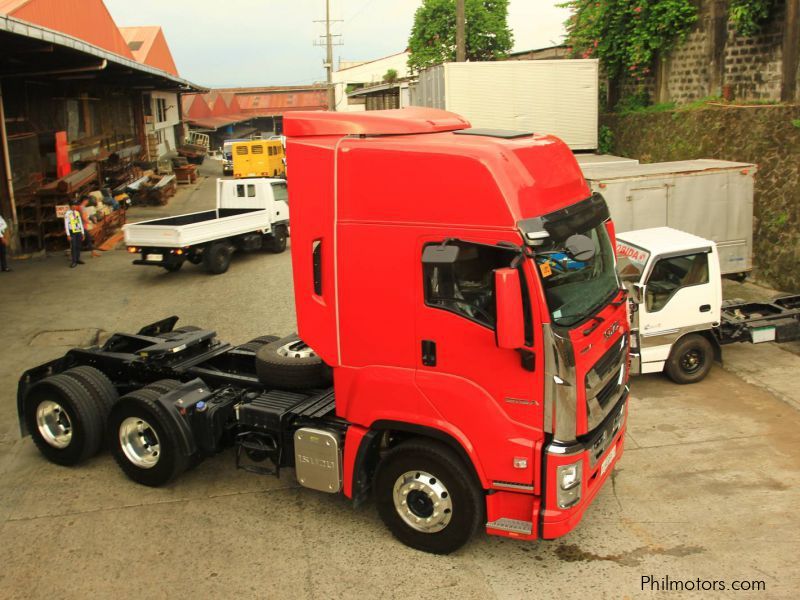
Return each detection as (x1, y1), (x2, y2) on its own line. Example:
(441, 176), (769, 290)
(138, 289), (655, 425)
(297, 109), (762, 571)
(602, 105), (800, 292)
(614, 0), (796, 105)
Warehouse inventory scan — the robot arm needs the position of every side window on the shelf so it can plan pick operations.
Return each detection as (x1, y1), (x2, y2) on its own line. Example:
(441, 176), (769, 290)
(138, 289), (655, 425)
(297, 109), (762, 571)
(271, 182), (288, 203)
(235, 146), (248, 155)
(236, 184), (245, 198)
(423, 241), (518, 328)
(252, 144), (263, 155)
(646, 252), (709, 312)
(247, 184), (256, 198)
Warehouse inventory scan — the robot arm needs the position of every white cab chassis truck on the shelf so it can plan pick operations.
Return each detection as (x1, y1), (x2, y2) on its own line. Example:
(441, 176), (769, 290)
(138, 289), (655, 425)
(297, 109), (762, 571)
(617, 227), (800, 383)
(124, 178), (289, 274)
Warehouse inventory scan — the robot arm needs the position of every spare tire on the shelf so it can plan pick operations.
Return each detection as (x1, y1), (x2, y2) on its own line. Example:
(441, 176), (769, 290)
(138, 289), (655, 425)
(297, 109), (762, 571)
(255, 334), (332, 390)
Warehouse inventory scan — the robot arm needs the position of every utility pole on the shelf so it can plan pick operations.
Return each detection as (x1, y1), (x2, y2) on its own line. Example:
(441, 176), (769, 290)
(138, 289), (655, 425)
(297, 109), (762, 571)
(456, 0), (466, 62)
(325, 0), (334, 110)
(314, 0), (342, 110)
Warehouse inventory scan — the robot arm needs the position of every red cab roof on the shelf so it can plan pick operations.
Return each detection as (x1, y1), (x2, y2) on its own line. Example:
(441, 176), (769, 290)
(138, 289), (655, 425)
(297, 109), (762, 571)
(284, 108), (470, 137)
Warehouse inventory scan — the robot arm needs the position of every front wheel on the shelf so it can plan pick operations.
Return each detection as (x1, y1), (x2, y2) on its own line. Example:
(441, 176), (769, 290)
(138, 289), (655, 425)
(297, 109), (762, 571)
(665, 333), (714, 384)
(373, 439), (483, 554)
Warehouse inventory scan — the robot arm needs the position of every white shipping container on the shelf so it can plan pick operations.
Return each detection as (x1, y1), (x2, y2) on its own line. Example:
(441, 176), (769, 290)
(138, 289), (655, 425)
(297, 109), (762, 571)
(581, 159), (756, 276)
(411, 60), (599, 150)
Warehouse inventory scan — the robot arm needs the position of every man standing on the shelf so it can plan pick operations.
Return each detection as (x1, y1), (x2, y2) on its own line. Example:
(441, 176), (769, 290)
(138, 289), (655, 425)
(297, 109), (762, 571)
(64, 199), (85, 268)
(0, 214), (11, 272)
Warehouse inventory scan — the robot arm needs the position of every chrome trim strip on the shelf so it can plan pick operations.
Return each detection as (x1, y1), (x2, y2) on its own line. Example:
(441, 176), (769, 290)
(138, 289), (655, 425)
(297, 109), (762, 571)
(543, 323), (577, 441)
(492, 481), (535, 491)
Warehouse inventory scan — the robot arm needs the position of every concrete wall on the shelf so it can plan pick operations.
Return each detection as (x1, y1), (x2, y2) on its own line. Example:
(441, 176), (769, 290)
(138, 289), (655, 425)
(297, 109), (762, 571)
(602, 105), (800, 292)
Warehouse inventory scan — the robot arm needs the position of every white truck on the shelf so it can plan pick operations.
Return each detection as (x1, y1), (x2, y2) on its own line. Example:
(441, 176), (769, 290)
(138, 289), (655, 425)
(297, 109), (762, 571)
(124, 178), (289, 274)
(616, 227), (799, 383)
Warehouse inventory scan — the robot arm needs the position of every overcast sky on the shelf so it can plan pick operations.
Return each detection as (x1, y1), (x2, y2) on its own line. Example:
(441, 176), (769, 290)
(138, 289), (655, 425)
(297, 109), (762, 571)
(104, 1), (570, 87)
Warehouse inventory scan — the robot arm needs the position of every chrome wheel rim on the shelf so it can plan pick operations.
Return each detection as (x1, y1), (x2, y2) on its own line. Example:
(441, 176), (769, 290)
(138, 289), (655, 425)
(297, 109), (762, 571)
(393, 470), (453, 533)
(277, 339), (316, 360)
(119, 417), (161, 469)
(36, 400), (72, 448)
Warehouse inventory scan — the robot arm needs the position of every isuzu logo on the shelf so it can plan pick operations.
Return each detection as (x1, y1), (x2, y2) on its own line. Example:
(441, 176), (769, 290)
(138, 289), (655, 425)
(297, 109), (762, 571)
(604, 321), (620, 339)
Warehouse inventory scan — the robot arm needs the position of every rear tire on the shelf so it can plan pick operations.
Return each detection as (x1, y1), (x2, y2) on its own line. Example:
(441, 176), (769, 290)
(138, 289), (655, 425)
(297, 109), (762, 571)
(268, 225), (287, 253)
(373, 439), (483, 554)
(62, 366), (119, 415)
(24, 374), (105, 465)
(665, 333), (714, 384)
(107, 388), (189, 486)
(164, 259), (184, 273)
(203, 242), (234, 274)
(255, 333), (332, 390)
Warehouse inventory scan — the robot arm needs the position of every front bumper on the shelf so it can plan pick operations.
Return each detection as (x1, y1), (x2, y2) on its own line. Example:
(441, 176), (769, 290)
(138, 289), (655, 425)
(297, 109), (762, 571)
(540, 389), (628, 539)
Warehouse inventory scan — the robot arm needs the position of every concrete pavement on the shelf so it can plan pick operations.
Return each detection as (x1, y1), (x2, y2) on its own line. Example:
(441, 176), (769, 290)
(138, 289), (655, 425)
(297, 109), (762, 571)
(1, 166), (798, 599)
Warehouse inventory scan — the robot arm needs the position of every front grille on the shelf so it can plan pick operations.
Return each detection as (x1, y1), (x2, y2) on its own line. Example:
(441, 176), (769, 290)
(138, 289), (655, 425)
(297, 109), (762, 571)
(586, 336), (626, 388)
(595, 367), (622, 408)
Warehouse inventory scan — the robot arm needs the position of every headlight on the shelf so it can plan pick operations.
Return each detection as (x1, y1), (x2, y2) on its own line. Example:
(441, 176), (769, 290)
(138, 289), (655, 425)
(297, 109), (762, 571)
(556, 461), (583, 508)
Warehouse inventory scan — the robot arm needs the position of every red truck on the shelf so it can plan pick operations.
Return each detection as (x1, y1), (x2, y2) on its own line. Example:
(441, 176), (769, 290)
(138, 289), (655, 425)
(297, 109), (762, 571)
(17, 108), (629, 554)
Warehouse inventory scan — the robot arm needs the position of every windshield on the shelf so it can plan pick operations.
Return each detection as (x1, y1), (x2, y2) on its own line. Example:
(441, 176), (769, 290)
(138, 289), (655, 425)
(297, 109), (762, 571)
(534, 212), (619, 328)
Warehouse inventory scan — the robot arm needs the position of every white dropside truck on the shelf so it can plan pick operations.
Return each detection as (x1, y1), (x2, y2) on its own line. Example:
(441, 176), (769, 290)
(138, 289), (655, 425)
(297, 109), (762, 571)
(617, 227), (800, 383)
(124, 178), (289, 274)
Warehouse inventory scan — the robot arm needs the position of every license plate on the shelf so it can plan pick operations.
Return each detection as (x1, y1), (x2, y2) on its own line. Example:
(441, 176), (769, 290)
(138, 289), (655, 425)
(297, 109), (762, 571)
(600, 445), (617, 476)
(146, 254), (163, 262)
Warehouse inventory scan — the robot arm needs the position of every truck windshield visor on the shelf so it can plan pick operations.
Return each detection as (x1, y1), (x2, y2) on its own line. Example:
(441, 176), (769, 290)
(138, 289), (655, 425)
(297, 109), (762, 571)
(615, 240), (650, 282)
(532, 197), (619, 328)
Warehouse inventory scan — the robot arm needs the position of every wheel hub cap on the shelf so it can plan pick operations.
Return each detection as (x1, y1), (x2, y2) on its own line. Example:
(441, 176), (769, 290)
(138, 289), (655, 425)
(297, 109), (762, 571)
(119, 417), (161, 468)
(277, 340), (317, 359)
(393, 470), (453, 533)
(36, 400), (72, 448)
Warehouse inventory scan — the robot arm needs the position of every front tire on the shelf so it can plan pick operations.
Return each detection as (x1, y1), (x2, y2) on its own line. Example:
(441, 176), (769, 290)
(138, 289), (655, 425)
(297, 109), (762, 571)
(107, 388), (189, 486)
(665, 333), (714, 384)
(373, 439), (483, 554)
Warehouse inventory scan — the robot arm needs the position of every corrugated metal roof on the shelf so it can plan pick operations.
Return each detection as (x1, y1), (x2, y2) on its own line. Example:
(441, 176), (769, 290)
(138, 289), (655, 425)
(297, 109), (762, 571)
(0, 13), (204, 90)
(1, 0), (134, 58)
(119, 25), (178, 76)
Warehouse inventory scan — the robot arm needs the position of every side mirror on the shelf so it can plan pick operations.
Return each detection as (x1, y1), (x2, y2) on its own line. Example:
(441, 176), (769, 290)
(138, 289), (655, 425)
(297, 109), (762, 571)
(629, 283), (644, 305)
(495, 268), (525, 349)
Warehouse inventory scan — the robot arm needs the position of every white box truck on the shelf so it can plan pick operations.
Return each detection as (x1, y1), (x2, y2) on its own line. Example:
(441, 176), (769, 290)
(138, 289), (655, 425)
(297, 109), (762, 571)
(582, 159), (756, 277)
(410, 60), (599, 150)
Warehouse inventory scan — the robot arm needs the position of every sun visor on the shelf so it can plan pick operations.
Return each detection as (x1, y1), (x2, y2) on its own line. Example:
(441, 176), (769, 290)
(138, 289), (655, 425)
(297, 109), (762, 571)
(284, 108), (470, 137)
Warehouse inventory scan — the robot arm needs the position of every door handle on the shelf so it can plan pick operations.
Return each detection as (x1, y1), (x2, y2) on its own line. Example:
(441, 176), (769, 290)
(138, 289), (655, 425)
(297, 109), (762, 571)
(421, 340), (437, 366)
(699, 304), (711, 313)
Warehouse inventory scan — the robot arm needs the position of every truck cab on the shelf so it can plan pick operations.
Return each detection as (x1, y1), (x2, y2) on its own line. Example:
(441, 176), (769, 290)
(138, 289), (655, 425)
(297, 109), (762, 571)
(617, 227), (722, 382)
(285, 108), (630, 549)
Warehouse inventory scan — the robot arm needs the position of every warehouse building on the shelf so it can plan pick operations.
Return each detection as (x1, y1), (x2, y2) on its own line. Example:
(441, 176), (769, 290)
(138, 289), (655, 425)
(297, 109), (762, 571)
(0, 0), (203, 253)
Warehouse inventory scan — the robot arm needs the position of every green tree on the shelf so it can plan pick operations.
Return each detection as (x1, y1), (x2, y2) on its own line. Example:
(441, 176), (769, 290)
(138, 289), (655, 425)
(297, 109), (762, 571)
(560, 0), (697, 80)
(408, 0), (513, 72)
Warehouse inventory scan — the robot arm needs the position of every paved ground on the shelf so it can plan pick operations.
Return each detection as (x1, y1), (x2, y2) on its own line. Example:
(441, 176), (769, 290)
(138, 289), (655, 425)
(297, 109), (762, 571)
(1, 164), (798, 599)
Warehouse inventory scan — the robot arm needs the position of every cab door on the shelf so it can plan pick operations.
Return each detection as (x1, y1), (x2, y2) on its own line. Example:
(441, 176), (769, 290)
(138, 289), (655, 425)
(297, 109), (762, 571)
(637, 249), (717, 370)
(414, 237), (544, 485)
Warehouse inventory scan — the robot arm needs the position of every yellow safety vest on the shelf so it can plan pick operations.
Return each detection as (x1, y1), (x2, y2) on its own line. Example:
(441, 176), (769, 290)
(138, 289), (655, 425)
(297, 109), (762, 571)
(67, 211), (82, 234)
